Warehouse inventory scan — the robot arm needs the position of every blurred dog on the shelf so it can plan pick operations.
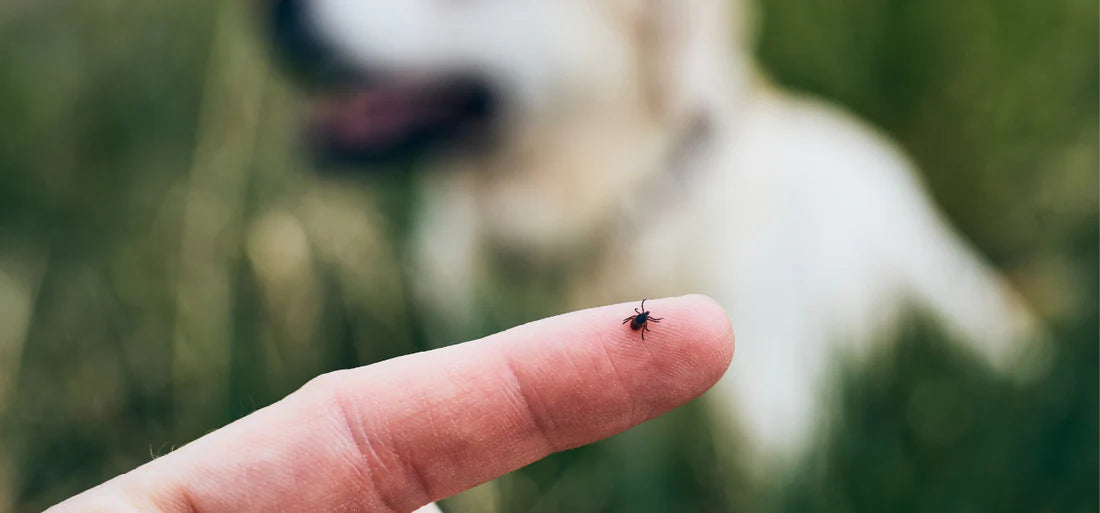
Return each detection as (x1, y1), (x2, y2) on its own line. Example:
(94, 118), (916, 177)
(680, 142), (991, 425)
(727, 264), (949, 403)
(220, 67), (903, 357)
(267, 0), (1038, 469)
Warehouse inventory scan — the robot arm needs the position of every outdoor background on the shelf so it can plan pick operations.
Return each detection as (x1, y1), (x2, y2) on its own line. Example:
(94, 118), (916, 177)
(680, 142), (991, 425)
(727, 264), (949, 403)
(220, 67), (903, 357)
(0, 0), (1096, 511)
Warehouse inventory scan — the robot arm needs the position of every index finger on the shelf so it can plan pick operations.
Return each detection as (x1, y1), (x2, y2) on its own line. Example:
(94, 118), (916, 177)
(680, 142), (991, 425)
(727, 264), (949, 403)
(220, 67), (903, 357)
(52, 295), (734, 513)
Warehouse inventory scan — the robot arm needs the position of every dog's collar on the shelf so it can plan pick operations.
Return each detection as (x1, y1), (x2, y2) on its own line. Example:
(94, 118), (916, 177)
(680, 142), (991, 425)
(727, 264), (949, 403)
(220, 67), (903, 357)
(626, 110), (717, 224)
(582, 109), (719, 266)
(663, 111), (716, 184)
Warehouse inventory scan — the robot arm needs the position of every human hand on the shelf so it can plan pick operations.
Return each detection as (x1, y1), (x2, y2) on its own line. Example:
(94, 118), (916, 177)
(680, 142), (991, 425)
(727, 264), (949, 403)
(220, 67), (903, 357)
(49, 295), (734, 513)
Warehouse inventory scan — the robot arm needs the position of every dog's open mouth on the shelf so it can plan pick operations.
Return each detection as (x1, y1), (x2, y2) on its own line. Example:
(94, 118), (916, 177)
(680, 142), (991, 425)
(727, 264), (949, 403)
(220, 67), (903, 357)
(266, 0), (499, 167)
(304, 76), (498, 166)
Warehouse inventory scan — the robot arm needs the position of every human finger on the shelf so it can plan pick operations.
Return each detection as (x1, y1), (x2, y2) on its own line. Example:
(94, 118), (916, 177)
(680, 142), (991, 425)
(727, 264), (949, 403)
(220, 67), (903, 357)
(49, 295), (733, 513)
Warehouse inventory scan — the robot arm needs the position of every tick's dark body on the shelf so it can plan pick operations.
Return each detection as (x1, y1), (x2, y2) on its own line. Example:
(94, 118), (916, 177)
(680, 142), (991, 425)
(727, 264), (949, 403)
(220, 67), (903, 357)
(623, 299), (663, 340)
(628, 313), (652, 331)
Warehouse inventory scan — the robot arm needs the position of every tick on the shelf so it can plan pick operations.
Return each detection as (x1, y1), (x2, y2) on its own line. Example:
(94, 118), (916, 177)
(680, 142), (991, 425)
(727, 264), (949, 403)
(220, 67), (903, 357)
(622, 298), (663, 340)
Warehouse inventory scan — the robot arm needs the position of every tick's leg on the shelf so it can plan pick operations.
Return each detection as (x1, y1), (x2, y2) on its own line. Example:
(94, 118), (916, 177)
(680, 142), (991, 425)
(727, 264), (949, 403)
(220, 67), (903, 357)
(644, 324), (652, 332)
(635, 308), (642, 315)
(649, 317), (662, 323)
(623, 316), (635, 324)
(640, 298), (647, 311)
(641, 329), (645, 341)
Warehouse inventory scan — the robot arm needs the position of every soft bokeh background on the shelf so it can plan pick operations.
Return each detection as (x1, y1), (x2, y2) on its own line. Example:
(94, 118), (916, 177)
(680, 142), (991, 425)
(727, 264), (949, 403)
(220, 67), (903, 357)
(0, 1), (1096, 511)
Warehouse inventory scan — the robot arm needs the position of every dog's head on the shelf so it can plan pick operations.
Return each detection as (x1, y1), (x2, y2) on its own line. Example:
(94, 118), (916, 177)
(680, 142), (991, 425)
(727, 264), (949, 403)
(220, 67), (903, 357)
(267, 0), (746, 171)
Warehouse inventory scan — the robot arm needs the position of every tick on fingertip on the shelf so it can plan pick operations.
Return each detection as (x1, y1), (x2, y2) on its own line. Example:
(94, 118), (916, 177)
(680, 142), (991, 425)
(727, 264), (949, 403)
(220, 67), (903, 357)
(622, 298), (663, 341)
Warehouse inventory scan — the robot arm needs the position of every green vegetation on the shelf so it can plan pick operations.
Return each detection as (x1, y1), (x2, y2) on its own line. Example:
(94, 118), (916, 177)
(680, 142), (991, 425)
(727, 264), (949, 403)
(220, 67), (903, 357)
(0, 1), (1095, 511)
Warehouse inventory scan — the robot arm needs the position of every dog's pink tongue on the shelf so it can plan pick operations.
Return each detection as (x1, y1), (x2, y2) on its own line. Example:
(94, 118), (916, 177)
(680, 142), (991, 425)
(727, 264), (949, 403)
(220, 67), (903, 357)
(310, 88), (419, 147)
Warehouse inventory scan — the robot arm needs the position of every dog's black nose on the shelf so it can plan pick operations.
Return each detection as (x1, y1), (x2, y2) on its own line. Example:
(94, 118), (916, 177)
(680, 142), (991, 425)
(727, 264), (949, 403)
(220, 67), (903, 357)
(269, 0), (359, 87)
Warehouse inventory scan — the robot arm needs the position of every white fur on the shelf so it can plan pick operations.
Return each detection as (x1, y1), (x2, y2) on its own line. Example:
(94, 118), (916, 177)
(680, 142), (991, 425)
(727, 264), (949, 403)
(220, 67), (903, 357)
(303, 0), (1038, 468)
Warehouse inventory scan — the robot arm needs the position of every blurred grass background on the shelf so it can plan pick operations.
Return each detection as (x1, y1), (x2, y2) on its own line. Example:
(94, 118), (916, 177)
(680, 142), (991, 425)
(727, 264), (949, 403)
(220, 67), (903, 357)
(0, 1), (1095, 511)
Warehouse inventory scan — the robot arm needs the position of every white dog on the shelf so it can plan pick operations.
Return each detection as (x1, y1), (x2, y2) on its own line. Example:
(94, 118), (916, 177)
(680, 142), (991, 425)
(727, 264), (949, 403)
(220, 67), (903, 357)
(269, 0), (1038, 471)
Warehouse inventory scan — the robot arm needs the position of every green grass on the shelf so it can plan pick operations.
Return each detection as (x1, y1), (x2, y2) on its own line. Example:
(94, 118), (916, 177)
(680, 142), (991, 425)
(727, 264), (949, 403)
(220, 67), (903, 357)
(0, 0), (1095, 511)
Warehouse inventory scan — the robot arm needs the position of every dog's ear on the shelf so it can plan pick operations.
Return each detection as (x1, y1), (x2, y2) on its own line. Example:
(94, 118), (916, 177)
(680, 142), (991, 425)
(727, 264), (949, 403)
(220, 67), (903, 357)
(634, 0), (754, 121)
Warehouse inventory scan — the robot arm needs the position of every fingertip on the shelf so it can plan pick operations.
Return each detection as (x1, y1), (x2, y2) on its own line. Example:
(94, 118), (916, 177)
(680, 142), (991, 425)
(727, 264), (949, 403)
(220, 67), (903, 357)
(600, 295), (733, 416)
(679, 293), (735, 370)
(662, 294), (734, 396)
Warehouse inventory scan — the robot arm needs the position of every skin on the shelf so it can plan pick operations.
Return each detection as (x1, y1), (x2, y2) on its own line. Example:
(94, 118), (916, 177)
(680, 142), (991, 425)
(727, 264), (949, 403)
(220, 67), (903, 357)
(48, 295), (733, 513)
